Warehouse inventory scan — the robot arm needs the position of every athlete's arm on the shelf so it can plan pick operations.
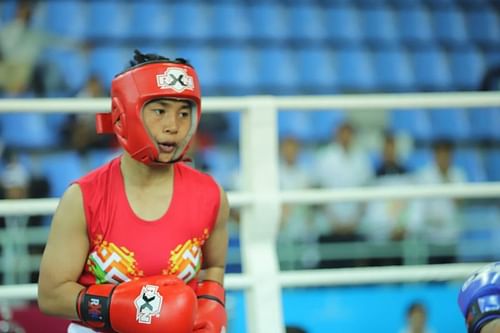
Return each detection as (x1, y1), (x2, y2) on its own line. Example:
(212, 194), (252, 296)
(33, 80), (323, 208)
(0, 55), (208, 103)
(483, 320), (500, 333)
(38, 183), (89, 319)
(200, 184), (229, 283)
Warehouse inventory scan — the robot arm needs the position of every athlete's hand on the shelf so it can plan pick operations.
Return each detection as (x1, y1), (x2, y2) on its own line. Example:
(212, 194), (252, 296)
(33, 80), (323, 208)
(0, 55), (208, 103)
(77, 275), (197, 333)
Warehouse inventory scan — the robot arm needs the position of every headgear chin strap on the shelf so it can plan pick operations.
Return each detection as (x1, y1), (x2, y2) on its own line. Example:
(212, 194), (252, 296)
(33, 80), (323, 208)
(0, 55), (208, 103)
(96, 56), (201, 166)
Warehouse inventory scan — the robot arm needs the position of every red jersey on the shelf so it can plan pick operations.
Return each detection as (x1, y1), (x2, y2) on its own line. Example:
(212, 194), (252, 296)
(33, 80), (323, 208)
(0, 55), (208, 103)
(75, 157), (220, 290)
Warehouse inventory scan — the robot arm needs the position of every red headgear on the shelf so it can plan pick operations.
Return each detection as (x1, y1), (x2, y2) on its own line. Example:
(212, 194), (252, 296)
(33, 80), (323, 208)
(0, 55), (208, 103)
(96, 58), (201, 165)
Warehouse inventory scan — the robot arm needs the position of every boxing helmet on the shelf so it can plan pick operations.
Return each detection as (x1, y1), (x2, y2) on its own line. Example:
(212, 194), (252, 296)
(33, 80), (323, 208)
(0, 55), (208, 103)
(96, 50), (201, 165)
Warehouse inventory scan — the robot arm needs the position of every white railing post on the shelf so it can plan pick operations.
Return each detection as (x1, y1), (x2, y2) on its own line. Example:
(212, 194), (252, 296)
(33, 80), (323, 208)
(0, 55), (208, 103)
(239, 97), (285, 333)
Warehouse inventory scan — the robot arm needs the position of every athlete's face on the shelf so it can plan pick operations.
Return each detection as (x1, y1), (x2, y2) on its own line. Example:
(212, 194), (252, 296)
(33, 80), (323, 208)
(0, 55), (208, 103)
(142, 98), (193, 162)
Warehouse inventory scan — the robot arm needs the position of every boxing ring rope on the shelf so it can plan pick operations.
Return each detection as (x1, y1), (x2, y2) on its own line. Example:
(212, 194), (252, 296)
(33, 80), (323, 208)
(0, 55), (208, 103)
(0, 92), (499, 333)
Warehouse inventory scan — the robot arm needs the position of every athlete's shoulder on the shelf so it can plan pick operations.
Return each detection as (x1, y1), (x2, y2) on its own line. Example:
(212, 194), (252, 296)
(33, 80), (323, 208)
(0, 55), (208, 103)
(176, 162), (219, 188)
(75, 156), (120, 186)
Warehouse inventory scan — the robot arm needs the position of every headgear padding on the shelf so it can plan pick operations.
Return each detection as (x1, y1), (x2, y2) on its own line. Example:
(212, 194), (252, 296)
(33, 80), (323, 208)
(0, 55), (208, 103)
(96, 58), (201, 165)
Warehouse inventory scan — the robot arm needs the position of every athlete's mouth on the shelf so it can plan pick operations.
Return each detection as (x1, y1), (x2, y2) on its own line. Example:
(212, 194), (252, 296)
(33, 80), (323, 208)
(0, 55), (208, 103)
(158, 141), (177, 153)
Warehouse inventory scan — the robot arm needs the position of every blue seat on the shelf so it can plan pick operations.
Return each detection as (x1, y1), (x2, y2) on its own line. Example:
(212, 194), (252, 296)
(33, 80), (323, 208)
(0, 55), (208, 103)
(39, 152), (85, 197)
(484, 149), (500, 182)
(295, 48), (336, 94)
(89, 47), (129, 90)
(448, 47), (485, 91)
(359, 6), (398, 47)
(395, 6), (434, 46)
(278, 111), (313, 143)
(255, 47), (298, 95)
(176, 46), (217, 96)
(39, 0), (86, 41)
(85, 1), (129, 42)
(0, 114), (59, 149)
(410, 46), (451, 91)
(405, 148), (433, 172)
(0, 0), (17, 24)
(287, 4), (326, 43)
(428, 108), (470, 142)
(248, 3), (288, 41)
(468, 108), (500, 142)
(221, 112), (241, 144)
(127, 2), (171, 41)
(86, 148), (121, 171)
(465, 8), (500, 46)
(453, 148), (486, 182)
(430, 7), (468, 47)
(208, 3), (251, 41)
(309, 110), (347, 143)
(170, 3), (210, 41)
(372, 48), (414, 92)
(200, 147), (240, 190)
(388, 108), (432, 142)
(335, 46), (375, 92)
(42, 47), (89, 94)
(214, 47), (257, 95)
(325, 5), (361, 45)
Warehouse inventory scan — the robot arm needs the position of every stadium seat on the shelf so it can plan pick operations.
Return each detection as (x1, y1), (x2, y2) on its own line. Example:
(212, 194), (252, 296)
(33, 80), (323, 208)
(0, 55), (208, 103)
(453, 148), (486, 182)
(287, 4), (326, 43)
(255, 47), (298, 95)
(208, 3), (250, 42)
(199, 147), (240, 190)
(214, 47), (257, 96)
(170, 3), (210, 41)
(248, 3), (288, 42)
(404, 148), (433, 172)
(0, 114), (59, 150)
(38, 151), (85, 197)
(359, 6), (398, 47)
(372, 48), (414, 92)
(324, 4), (362, 46)
(127, 2), (171, 42)
(465, 7), (500, 46)
(410, 46), (452, 91)
(42, 47), (89, 95)
(85, 1), (130, 42)
(335, 46), (375, 92)
(448, 46), (485, 91)
(88, 47), (130, 90)
(175, 46), (217, 95)
(388, 108), (432, 142)
(309, 110), (347, 143)
(395, 6), (434, 46)
(0, 0), (17, 24)
(295, 47), (337, 94)
(428, 108), (471, 142)
(430, 6), (468, 47)
(468, 107), (500, 142)
(38, 0), (86, 41)
(278, 111), (313, 143)
(484, 149), (500, 182)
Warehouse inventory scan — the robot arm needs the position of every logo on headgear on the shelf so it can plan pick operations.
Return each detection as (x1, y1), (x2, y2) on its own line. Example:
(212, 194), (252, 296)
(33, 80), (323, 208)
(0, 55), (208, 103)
(156, 68), (194, 92)
(134, 284), (163, 324)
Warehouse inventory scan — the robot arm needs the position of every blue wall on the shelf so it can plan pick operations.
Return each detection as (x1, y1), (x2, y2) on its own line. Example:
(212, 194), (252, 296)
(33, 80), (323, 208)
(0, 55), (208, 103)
(227, 282), (466, 333)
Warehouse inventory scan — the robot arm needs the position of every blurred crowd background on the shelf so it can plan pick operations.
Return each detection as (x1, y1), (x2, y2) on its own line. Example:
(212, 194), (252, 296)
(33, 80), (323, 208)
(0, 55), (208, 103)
(0, 0), (499, 331)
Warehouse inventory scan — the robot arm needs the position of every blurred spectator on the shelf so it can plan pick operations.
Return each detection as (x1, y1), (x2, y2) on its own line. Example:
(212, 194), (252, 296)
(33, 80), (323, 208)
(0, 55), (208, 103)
(414, 140), (466, 263)
(398, 301), (435, 333)
(362, 133), (418, 265)
(0, 1), (82, 96)
(375, 132), (407, 177)
(61, 75), (115, 154)
(314, 122), (373, 268)
(480, 64), (500, 91)
(278, 136), (319, 269)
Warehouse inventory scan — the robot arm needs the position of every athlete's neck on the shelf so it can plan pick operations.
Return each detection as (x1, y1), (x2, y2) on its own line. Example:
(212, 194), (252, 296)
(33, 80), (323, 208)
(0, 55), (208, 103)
(120, 153), (174, 187)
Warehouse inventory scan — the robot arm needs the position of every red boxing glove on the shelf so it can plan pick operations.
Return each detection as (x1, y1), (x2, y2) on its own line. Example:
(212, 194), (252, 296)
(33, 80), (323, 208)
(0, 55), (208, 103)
(193, 280), (227, 333)
(77, 275), (197, 333)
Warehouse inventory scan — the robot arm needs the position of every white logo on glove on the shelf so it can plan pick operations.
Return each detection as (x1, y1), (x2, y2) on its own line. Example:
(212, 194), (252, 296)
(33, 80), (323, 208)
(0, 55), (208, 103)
(156, 68), (194, 92)
(134, 284), (163, 324)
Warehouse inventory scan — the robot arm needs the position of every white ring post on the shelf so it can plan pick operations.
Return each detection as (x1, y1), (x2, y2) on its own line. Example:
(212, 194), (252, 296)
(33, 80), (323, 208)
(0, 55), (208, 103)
(239, 97), (284, 333)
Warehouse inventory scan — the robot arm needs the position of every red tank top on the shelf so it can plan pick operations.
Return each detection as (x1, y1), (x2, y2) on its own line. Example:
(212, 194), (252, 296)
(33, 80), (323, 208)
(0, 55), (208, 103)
(75, 157), (220, 290)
